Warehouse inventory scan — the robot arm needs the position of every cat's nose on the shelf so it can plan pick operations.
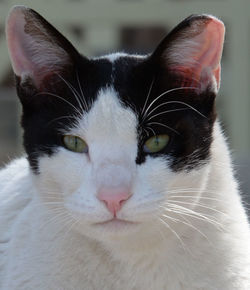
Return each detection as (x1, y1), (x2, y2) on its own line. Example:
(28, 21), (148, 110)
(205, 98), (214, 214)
(98, 189), (131, 216)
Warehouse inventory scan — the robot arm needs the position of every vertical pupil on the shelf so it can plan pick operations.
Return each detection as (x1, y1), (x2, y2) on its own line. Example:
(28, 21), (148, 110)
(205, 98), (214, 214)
(155, 137), (159, 146)
(75, 137), (78, 148)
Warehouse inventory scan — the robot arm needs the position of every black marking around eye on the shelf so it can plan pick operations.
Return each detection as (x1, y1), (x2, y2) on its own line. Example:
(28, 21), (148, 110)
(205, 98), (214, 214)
(19, 58), (113, 172)
(110, 56), (216, 171)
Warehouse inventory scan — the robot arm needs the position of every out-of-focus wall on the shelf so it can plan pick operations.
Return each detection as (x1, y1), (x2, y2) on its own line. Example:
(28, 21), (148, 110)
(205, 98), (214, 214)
(0, 0), (249, 201)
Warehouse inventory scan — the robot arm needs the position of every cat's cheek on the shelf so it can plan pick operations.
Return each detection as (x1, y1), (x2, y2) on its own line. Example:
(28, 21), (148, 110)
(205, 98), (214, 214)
(117, 157), (174, 222)
(135, 156), (175, 198)
(167, 164), (211, 194)
(35, 149), (89, 197)
(64, 189), (112, 223)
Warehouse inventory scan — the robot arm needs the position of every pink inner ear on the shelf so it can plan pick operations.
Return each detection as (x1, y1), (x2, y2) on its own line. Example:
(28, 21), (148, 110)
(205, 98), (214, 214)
(169, 16), (225, 91)
(6, 6), (70, 89)
(6, 7), (34, 77)
(196, 18), (224, 87)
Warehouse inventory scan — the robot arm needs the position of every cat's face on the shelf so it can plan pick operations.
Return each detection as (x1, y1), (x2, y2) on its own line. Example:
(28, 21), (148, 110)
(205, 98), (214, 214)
(6, 6), (224, 243)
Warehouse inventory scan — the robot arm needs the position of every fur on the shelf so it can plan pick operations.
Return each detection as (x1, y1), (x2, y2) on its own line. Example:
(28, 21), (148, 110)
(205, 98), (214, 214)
(1, 120), (250, 290)
(1, 6), (250, 290)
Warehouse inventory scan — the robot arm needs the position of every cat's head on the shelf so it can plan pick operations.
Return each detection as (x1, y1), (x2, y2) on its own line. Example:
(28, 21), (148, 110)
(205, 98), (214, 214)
(6, 6), (224, 245)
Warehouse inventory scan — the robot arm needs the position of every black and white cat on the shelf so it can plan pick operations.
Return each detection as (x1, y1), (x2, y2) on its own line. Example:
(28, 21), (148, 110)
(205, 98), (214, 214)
(0, 5), (249, 290)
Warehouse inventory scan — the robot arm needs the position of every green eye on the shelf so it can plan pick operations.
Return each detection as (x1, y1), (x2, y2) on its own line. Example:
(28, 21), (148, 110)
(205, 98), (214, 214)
(143, 134), (170, 153)
(63, 135), (88, 153)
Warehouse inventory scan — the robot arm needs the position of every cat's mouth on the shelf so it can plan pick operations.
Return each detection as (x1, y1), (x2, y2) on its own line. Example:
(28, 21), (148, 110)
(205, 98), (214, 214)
(93, 218), (138, 230)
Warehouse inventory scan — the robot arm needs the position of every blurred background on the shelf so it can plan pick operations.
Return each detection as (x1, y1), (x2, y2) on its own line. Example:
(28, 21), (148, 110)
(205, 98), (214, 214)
(0, 0), (249, 207)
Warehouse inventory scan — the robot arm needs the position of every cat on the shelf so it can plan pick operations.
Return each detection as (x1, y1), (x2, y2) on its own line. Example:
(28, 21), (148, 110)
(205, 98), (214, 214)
(0, 5), (250, 290)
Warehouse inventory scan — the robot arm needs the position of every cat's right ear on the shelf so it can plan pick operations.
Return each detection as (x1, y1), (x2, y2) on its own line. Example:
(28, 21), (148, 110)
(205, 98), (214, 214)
(6, 6), (85, 93)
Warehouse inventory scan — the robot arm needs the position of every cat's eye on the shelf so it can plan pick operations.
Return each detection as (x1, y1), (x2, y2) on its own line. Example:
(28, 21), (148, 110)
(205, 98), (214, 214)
(143, 134), (170, 153)
(63, 135), (88, 153)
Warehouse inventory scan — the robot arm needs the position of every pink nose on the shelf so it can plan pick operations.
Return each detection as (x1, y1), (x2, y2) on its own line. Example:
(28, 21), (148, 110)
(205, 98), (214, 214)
(98, 190), (131, 216)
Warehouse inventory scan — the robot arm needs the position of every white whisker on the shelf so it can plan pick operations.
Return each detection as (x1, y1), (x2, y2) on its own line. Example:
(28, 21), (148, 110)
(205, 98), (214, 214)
(158, 216), (188, 253)
(147, 122), (180, 135)
(166, 204), (224, 230)
(145, 126), (156, 136)
(167, 199), (229, 217)
(147, 108), (189, 121)
(142, 86), (197, 120)
(143, 128), (150, 137)
(35, 92), (82, 116)
(76, 70), (89, 111)
(156, 214), (194, 255)
(141, 77), (155, 117)
(160, 206), (212, 244)
(46, 115), (78, 127)
(57, 73), (86, 113)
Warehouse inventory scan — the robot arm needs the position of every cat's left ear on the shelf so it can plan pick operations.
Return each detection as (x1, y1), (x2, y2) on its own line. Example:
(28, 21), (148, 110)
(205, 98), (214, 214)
(151, 14), (225, 93)
(6, 6), (83, 91)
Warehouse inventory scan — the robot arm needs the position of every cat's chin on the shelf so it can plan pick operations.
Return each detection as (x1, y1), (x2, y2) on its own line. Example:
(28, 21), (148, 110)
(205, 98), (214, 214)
(71, 218), (144, 244)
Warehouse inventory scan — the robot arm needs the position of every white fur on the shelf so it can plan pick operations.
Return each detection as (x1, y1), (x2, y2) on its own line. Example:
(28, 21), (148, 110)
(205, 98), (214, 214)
(0, 87), (250, 290)
(97, 52), (146, 63)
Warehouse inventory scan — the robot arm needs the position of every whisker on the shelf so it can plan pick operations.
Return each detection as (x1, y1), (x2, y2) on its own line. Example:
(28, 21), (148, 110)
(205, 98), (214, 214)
(144, 101), (188, 121)
(143, 128), (150, 137)
(158, 216), (187, 252)
(39, 209), (69, 232)
(142, 86), (198, 120)
(145, 126), (156, 136)
(145, 99), (206, 123)
(35, 92), (82, 116)
(25, 215), (75, 263)
(169, 208), (223, 230)
(160, 212), (181, 223)
(155, 187), (229, 197)
(167, 199), (229, 217)
(61, 216), (79, 242)
(46, 115), (78, 127)
(141, 77), (155, 117)
(166, 204), (224, 230)
(176, 213), (212, 244)
(147, 122), (180, 135)
(57, 74), (86, 113)
(167, 194), (229, 203)
(160, 207), (212, 244)
(146, 100), (207, 122)
(146, 108), (189, 121)
(76, 70), (89, 111)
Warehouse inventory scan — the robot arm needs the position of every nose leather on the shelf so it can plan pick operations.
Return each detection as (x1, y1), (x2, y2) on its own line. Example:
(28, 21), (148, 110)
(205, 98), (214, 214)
(98, 190), (131, 216)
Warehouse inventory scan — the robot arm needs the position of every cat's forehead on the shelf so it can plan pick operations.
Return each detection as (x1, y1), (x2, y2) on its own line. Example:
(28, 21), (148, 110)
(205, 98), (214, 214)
(89, 52), (148, 90)
(71, 85), (138, 142)
(67, 85), (139, 165)
(86, 53), (153, 114)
